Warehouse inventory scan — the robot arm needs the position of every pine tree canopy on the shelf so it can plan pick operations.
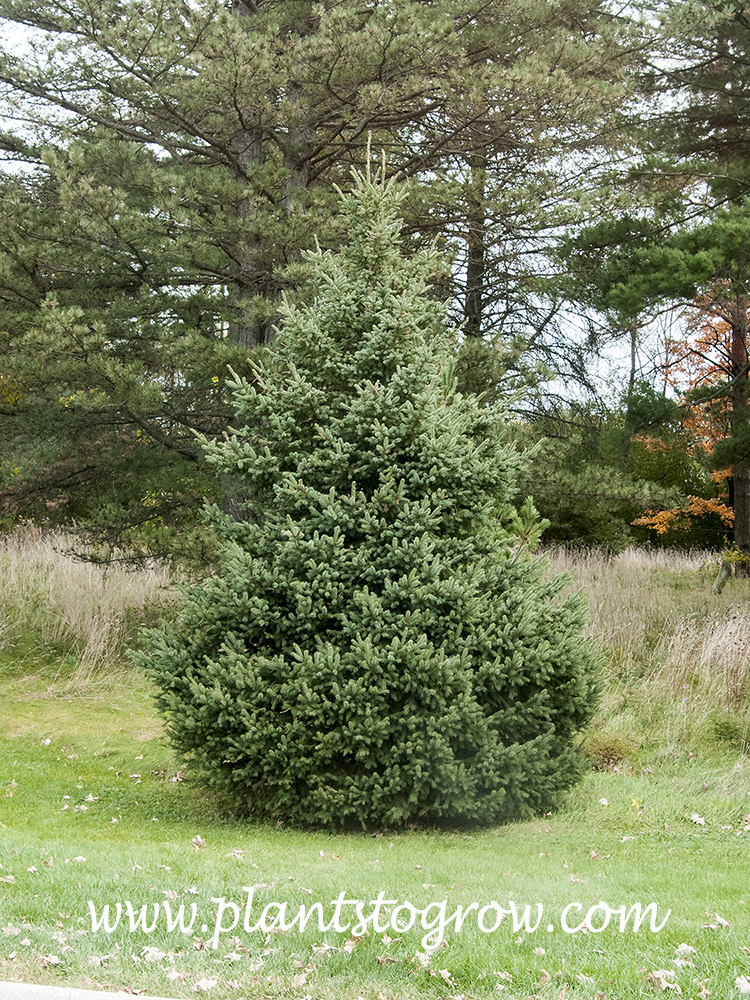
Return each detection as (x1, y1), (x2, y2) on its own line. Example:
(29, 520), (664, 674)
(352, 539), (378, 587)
(133, 167), (602, 828)
(0, 0), (640, 548)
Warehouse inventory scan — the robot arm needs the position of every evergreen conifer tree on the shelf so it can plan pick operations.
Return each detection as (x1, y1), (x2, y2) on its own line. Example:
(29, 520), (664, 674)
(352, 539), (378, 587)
(134, 168), (601, 828)
(0, 0), (637, 544)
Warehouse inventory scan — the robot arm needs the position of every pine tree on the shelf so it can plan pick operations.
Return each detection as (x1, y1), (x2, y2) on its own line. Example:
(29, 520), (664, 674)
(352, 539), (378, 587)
(558, 2), (750, 560)
(0, 0), (637, 543)
(133, 168), (602, 828)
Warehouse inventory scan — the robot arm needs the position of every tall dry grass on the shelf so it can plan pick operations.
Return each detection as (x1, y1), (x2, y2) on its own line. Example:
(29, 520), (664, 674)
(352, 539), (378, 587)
(546, 545), (712, 671)
(3, 531), (749, 744)
(660, 609), (750, 708)
(546, 545), (750, 753)
(0, 524), (176, 684)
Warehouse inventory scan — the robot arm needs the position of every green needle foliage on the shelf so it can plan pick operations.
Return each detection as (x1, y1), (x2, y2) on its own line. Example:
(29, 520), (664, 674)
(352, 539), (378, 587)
(134, 168), (602, 829)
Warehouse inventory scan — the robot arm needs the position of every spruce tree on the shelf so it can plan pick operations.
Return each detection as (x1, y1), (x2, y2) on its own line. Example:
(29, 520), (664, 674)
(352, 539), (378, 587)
(134, 168), (602, 828)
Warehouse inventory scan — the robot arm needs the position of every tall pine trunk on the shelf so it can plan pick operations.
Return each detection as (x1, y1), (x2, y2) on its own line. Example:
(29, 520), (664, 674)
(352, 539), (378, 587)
(226, 1), (314, 349)
(464, 154), (486, 338)
(730, 296), (750, 571)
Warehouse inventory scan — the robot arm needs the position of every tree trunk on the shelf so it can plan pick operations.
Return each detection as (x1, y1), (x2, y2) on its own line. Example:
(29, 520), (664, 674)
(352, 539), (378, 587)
(729, 296), (750, 573)
(464, 155), (486, 338)
(713, 558), (732, 594)
(225, 2), (313, 349)
(226, 124), (276, 349)
(628, 318), (638, 398)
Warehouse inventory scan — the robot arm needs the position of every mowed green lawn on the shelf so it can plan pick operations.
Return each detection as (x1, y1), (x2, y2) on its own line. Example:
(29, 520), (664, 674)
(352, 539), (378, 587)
(2, 661), (750, 1000)
(4, 540), (750, 998)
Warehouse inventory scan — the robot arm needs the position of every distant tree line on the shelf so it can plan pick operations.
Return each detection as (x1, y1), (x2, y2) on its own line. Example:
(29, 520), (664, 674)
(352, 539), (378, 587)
(0, 0), (747, 560)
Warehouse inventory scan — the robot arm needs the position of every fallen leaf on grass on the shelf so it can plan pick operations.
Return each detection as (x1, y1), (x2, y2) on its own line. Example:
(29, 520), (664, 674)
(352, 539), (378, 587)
(377, 956), (396, 965)
(675, 944), (696, 956)
(166, 969), (187, 983)
(648, 969), (681, 992)
(577, 974), (595, 984)
(343, 936), (364, 953)
(312, 943), (337, 955)
(37, 955), (61, 967)
(193, 978), (217, 992)
(2, 925), (20, 937)
(191, 836), (207, 850)
(691, 813), (706, 826)
(141, 946), (166, 962)
(737, 976), (750, 994)
(0, 876), (14, 884)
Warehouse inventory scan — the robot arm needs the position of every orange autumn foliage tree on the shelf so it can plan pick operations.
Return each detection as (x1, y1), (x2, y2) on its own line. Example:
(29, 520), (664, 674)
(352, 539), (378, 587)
(632, 302), (736, 538)
(632, 488), (734, 535)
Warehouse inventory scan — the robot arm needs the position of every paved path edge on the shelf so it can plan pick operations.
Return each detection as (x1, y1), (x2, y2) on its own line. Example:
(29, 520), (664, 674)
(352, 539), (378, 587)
(0, 983), (179, 1000)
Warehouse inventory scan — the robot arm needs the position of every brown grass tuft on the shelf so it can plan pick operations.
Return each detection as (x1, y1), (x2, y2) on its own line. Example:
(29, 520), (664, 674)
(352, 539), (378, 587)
(0, 527), (176, 686)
